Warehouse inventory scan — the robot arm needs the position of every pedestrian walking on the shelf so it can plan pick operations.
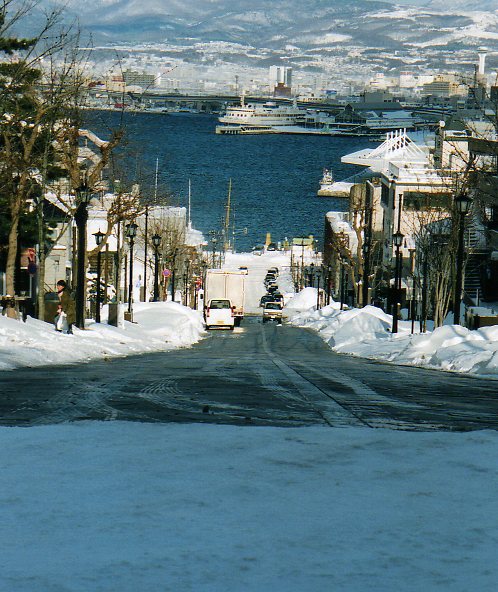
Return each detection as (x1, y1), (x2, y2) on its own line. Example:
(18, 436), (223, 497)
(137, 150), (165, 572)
(54, 280), (76, 334)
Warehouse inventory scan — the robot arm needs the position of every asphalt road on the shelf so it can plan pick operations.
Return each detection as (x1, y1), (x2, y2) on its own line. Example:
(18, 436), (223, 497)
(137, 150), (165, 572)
(1, 316), (497, 430)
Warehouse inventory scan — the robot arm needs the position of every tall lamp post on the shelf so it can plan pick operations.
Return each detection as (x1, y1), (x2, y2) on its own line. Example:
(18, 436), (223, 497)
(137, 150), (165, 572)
(211, 237), (217, 268)
(74, 186), (92, 329)
(392, 230), (404, 334)
(340, 256), (347, 310)
(309, 262), (315, 287)
(93, 230), (105, 323)
(126, 222), (138, 321)
(316, 267), (322, 309)
(327, 265), (332, 305)
(453, 193), (472, 325)
(152, 233), (161, 302)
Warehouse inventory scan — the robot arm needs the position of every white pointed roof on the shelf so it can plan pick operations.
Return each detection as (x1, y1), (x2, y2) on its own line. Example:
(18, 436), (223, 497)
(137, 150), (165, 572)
(341, 129), (429, 171)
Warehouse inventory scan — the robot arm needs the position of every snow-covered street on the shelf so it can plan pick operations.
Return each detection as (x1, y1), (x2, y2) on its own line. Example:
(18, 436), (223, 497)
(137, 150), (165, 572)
(1, 250), (498, 377)
(2, 422), (498, 592)
(1, 251), (498, 590)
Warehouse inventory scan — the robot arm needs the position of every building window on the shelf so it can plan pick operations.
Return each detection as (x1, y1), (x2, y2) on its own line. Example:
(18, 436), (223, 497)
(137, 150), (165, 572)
(381, 183), (390, 207)
(404, 192), (450, 211)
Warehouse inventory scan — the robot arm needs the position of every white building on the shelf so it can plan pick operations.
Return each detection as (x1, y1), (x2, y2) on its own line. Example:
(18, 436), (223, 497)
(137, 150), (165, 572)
(269, 66), (292, 93)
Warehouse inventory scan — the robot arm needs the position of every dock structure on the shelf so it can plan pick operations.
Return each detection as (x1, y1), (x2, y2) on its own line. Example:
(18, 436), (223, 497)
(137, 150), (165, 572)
(215, 125), (276, 135)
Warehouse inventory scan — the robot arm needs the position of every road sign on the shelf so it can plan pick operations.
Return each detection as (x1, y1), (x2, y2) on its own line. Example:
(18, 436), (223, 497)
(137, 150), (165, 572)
(162, 269), (171, 277)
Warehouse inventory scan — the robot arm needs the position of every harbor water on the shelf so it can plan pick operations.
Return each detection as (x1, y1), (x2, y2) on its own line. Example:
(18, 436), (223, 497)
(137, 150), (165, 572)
(84, 110), (370, 252)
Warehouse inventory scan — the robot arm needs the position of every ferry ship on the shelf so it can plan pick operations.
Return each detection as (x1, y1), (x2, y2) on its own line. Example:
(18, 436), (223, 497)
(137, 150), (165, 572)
(218, 96), (305, 128)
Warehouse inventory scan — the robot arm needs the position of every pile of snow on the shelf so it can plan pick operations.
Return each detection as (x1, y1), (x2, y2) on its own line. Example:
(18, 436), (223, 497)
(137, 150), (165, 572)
(0, 301), (205, 371)
(1, 421), (497, 591)
(284, 286), (321, 311)
(287, 293), (498, 378)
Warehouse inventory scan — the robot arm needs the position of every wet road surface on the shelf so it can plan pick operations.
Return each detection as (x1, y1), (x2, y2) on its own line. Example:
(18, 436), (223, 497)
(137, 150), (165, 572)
(1, 316), (497, 431)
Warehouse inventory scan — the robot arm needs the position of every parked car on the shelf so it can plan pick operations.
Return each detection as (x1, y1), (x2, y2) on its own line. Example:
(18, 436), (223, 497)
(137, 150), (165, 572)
(267, 242), (278, 251)
(267, 267), (279, 276)
(267, 284), (279, 294)
(252, 245), (265, 256)
(239, 266), (248, 274)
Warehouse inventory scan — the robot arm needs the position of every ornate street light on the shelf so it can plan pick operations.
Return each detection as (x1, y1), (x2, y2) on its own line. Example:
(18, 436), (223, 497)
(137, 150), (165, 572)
(93, 230), (105, 323)
(453, 193), (472, 325)
(152, 233), (161, 302)
(74, 185), (92, 329)
(211, 236), (218, 268)
(392, 230), (404, 334)
(126, 222), (138, 320)
(315, 267), (322, 309)
(340, 255), (348, 311)
(327, 264), (332, 306)
(309, 262), (315, 287)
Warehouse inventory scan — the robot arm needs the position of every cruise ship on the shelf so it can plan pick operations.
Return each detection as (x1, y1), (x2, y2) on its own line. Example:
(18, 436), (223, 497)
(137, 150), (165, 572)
(218, 97), (305, 129)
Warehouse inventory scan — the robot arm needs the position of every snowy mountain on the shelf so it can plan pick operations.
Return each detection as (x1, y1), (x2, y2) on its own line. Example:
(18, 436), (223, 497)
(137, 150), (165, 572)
(56, 0), (497, 46)
(40, 0), (498, 77)
(426, 0), (498, 10)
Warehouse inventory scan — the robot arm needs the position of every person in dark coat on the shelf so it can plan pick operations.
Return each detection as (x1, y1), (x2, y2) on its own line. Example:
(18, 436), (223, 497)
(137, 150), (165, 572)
(55, 280), (76, 334)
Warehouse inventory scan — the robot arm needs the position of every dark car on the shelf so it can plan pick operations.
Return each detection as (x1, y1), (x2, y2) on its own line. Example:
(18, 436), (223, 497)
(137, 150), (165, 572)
(267, 267), (279, 276)
(267, 285), (279, 294)
(259, 294), (275, 307)
(267, 242), (278, 251)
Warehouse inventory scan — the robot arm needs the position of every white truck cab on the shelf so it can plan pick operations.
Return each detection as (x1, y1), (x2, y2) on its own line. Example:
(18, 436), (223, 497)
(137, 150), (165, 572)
(205, 299), (235, 330)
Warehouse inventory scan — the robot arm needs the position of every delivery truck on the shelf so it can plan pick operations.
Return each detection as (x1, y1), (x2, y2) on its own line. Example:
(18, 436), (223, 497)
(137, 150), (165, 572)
(204, 269), (246, 326)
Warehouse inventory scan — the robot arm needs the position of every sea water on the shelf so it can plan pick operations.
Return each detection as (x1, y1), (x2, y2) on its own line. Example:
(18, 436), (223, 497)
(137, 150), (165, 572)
(84, 110), (370, 251)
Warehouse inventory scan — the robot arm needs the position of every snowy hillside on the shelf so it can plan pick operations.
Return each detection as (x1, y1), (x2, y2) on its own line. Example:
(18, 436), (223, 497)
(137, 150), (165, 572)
(51, 0), (498, 50)
(19, 0), (498, 83)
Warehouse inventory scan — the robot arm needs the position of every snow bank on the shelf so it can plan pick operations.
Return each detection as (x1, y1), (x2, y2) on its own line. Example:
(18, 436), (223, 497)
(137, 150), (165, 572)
(0, 302), (205, 371)
(288, 292), (498, 378)
(284, 286), (321, 311)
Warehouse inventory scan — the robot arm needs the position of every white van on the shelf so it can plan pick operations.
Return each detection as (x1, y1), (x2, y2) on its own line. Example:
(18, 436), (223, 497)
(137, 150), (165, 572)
(204, 299), (235, 330)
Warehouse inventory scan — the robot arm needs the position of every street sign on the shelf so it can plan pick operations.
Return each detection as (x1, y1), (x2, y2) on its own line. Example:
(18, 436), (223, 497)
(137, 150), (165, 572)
(162, 269), (171, 277)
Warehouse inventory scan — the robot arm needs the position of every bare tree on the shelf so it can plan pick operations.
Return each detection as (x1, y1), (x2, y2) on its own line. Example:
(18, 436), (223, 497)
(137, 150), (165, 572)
(0, 0), (82, 316)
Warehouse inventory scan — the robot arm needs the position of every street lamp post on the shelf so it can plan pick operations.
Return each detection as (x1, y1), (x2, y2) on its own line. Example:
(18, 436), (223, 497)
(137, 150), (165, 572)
(74, 186), (92, 329)
(309, 262), (315, 287)
(211, 237), (217, 268)
(170, 248), (178, 302)
(316, 268), (322, 309)
(362, 243), (370, 307)
(93, 230), (105, 323)
(126, 222), (138, 320)
(152, 233), (161, 302)
(327, 265), (332, 305)
(340, 256), (347, 310)
(453, 193), (472, 325)
(392, 230), (404, 334)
